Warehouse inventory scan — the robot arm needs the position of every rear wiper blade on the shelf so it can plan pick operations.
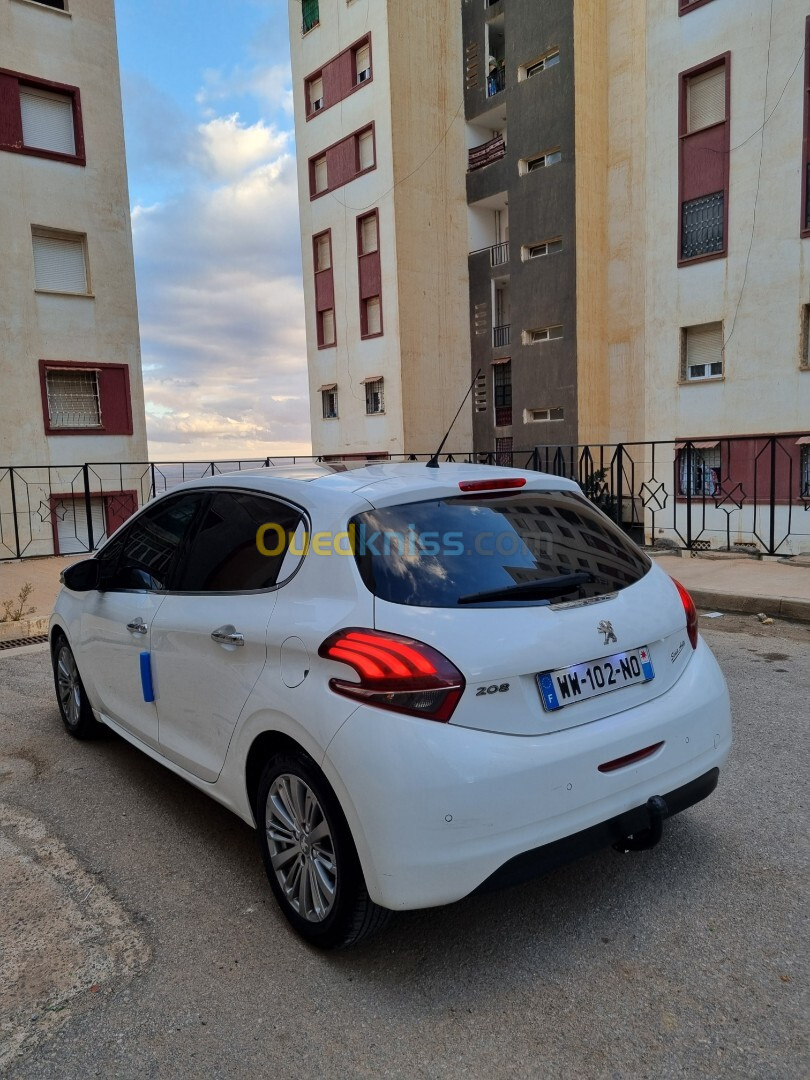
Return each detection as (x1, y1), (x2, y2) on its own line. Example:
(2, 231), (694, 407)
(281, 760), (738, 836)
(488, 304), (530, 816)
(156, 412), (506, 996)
(457, 572), (594, 606)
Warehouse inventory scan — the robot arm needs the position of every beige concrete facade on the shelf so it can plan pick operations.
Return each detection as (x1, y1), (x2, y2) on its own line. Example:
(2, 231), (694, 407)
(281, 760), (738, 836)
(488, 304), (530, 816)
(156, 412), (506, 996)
(0, 0), (147, 468)
(288, 0), (472, 459)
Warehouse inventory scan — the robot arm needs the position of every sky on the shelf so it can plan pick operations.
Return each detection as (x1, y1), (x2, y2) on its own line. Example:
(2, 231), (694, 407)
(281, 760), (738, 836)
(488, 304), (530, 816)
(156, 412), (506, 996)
(116, 0), (310, 463)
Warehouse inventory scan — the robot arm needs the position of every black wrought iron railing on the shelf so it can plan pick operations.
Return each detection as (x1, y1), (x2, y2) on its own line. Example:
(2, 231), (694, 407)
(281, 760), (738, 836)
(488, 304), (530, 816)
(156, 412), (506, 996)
(1, 435), (808, 561)
(490, 242), (509, 267)
(493, 323), (511, 347)
(487, 66), (506, 97)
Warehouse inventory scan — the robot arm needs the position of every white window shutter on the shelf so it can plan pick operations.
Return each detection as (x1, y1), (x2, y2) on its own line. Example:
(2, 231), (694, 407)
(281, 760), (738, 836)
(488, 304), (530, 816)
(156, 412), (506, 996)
(20, 88), (76, 155)
(32, 233), (88, 293)
(358, 130), (374, 171)
(314, 156), (328, 192)
(361, 215), (378, 254)
(310, 76), (323, 109)
(686, 322), (723, 370)
(56, 497), (106, 555)
(366, 297), (381, 335)
(321, 309), (335, 345)
(688, 67), (726, 133)
(316, 234), (331, 271)
(356, 44), (371, 79)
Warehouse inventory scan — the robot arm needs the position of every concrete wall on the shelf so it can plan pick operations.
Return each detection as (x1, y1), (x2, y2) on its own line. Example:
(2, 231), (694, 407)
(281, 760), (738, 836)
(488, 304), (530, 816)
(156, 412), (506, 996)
(0, 0), (148, 468)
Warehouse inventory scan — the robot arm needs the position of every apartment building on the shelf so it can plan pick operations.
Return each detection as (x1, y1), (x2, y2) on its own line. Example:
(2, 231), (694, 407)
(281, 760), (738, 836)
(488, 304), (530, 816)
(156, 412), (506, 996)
(287, 0), (472, 459)
(0, 0), (148, 555)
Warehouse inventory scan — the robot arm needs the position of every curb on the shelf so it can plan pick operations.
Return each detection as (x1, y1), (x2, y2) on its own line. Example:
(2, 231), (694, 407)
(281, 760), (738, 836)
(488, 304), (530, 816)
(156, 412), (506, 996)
(691, 590), (810, 624)
(0, 615), (50, 642)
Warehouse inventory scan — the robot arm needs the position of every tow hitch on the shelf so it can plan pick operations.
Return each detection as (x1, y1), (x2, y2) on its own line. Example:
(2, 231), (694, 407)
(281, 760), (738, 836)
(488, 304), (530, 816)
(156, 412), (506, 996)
(613, 795), (669, 853)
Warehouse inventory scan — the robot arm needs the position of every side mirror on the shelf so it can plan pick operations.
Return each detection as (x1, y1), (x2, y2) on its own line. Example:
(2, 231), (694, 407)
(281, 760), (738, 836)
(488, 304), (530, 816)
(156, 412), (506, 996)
(61, 559), (100, 592)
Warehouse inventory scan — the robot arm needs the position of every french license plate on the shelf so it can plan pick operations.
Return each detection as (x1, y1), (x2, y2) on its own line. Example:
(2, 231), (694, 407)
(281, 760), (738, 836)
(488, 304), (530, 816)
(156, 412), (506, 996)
(537, 647), (654, 712)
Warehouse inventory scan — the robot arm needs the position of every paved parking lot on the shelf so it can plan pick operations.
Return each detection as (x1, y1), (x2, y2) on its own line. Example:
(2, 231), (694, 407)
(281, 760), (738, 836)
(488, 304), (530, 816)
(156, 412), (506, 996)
(1, 616), (807, 1079)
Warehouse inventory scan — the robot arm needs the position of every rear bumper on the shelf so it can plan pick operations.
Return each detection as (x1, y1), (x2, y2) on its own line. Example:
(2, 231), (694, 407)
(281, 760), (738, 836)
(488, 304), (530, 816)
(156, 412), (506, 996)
(323, 638), (731, 910)
(472, 767), (719, 895)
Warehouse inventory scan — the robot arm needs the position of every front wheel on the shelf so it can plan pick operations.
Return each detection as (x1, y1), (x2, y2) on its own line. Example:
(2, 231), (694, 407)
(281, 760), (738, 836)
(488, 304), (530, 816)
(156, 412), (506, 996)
(52, 635), (102, 740)
(257, 751), (391, 948)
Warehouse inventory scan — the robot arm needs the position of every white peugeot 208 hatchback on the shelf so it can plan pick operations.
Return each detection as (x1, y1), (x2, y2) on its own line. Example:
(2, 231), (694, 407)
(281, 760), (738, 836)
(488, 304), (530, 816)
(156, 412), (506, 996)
(51, 462), (732, 947)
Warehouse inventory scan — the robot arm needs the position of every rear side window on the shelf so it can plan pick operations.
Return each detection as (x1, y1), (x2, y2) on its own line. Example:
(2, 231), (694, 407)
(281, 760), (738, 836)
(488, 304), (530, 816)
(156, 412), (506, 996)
(176, 491), (304, 592)
(351, 491), (650, 608)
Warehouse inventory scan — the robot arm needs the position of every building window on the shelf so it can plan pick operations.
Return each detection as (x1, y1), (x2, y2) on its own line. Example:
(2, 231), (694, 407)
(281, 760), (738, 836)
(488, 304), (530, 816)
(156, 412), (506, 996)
(493, 361), (512, 426)
(354, 41), (371, 85)
(524, 325), (563, 345)
(307, 74), (324, 116)
(45, 368), (100, 428)
(321, 385), (338, 419)
(39, 360), (133, 436)
(357, 127), (375, 171)
(523, 238), (562, 260)
(521, 50), (560, 80)
(677, 446), (721, 497)
(679, 0), (718, 13)
(26, 0), (68, 8)
(358, 212), (378, 255)
(681, 192), (724, 260)
(679, 56), (729, 263)
(682, 322), (723, 381)
(20, 86), (76, 155)
(801, 446), (810, 498)
(801, 305), (810, 369)
(302, 0), (319, 34)
(364, 378), (384, 415)
(495, 437), (513, 466)
(32, 228), (90, 294)
(0, 70), (84, 164)
(526, 407), (564, 422)
(314, 232), (331, 272)
(362, 296), (382, 337)
(312, 155), (328, 195)
(318, 308), (336, 348)
(520, 149), (561, 175)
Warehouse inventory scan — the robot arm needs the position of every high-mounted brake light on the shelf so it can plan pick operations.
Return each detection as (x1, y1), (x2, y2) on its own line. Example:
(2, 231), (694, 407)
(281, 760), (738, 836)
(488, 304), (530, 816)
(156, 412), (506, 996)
(671, 578), (698, 650)
(318, 628), (465, 722)
(458, 477), (527, 493)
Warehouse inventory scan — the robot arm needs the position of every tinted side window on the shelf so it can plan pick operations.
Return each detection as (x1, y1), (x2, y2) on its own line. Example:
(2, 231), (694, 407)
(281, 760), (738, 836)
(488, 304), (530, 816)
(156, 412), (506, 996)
(101, 494), (204, 592)
(176, 491), (304, 592)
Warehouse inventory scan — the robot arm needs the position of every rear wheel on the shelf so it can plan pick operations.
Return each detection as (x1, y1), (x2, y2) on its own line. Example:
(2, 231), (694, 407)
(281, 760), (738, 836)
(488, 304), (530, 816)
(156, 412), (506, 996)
(52, 635), (102, 740)
(257, 751), (391, 948)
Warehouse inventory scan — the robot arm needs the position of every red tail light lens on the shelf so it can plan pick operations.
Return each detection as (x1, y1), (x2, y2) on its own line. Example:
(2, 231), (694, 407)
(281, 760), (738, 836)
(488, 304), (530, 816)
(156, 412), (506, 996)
(318, 628), (465, 722)
(672, 578), (698, 650)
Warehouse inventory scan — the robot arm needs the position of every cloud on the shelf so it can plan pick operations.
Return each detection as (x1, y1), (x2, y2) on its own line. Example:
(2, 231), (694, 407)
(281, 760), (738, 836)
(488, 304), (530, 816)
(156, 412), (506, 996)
(131, 121), (311, 460)
(196, 63), (294, 118)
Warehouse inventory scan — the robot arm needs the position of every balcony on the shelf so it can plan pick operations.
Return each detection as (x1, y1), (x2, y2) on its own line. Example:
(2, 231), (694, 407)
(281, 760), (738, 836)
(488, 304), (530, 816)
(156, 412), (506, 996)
(490, 241), (509, 267)
(487, 66), (506, 97)
(495, 406), (512, 426)
(493, 324), (511, 348)
(468, 134), (505, 172)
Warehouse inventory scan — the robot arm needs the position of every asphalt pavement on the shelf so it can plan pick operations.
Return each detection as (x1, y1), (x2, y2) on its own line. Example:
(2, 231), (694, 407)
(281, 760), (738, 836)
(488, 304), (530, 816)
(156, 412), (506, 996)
(0, 615), (807, 1079)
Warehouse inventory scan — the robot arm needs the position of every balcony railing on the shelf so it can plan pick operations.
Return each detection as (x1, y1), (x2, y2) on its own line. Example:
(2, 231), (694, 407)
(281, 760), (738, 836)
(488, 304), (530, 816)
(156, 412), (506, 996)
(493, 323), (511, 348)
(302, 0), (319, 33)
(495, 406), (512, 426)
(468, 135), (506, 172)
(487, 66), (506, 97)
(490, 242), (509, 267)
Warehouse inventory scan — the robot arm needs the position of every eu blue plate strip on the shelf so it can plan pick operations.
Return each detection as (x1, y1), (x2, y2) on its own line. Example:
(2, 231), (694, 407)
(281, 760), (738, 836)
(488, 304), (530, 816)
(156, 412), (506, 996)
(140, 651), (155, 703)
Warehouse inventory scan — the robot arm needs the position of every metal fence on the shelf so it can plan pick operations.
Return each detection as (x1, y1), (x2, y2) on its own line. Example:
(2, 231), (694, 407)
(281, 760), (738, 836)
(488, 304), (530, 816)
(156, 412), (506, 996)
(1, 434), (808, 561)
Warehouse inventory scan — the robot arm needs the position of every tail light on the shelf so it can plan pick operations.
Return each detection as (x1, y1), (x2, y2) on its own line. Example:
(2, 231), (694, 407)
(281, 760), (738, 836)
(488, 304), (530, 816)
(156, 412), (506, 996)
(318, 628), (465, 722)
(671, 578), (698, 650)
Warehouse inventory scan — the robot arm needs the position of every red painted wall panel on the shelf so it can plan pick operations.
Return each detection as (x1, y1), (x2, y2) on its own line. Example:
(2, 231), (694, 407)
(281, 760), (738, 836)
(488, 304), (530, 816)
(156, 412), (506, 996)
(681, 125), (726, 202)
(39, 359), (133, 437)
(315, 269), (334, 311)
(0, 73), (22, 149)
(306, 35), (371, 119)
(358, 252), (381, 300)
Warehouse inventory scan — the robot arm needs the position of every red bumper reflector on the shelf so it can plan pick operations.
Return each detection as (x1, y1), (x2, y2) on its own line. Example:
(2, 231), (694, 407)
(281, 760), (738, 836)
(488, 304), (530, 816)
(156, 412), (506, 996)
(598, 742), (664, 774)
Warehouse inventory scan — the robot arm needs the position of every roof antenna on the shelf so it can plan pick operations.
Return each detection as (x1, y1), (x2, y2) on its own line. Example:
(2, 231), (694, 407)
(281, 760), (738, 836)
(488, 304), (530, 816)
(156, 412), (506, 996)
(426, 369), (481, 469)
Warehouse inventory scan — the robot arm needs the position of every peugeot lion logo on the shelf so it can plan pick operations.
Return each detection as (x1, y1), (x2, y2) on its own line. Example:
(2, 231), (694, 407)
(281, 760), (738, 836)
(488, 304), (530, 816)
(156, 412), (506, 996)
(598, 620), (617, 646)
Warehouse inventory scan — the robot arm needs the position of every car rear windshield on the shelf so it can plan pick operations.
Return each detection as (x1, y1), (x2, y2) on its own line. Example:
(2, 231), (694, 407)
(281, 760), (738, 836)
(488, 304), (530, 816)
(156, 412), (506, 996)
(350, 490), (651, 608)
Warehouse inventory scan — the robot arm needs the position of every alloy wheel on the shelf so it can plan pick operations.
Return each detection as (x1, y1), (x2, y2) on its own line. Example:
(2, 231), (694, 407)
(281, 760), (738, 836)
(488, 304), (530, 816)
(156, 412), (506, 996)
(265, 773), (337, 922)
(56, 645), (82, 728)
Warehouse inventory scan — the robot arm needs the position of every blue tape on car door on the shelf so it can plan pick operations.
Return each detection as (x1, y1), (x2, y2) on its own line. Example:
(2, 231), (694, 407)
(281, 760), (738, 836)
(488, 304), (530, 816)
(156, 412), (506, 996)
(140, 651), (155, 703)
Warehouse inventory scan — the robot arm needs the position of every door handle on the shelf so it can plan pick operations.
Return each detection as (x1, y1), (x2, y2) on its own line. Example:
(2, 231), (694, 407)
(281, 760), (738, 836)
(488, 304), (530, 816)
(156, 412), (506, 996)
(126, 618), (148, 635)
(211, 625), (245, 647)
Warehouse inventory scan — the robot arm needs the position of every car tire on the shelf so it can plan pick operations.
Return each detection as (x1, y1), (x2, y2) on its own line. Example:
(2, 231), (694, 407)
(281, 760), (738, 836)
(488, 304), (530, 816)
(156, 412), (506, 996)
(257, 750), (391, 948)
(52, 634), (103, 740)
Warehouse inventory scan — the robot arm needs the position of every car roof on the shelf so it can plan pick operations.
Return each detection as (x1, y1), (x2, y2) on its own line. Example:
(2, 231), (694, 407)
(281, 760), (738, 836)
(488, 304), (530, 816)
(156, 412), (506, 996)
(162, 461), (580, 509)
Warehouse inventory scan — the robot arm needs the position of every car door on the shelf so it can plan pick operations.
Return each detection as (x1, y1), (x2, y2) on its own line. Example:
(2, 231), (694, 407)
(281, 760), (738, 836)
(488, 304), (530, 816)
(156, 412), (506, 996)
(150, 489), (306, 782)
(75, 491), (207, 750)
